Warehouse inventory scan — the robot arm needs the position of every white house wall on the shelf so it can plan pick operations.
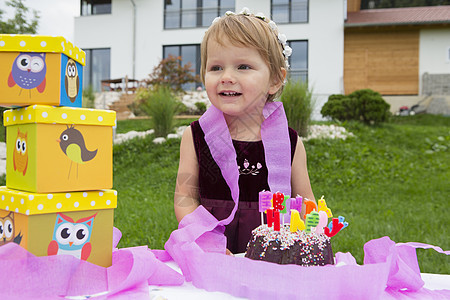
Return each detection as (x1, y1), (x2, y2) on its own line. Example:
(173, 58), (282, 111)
(74, 0), (345, 102)
(419, 28), (450, 94)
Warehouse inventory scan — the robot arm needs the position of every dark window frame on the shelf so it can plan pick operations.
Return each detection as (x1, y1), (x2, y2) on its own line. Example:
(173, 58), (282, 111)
(270, 0), (309, 24)
(287, 40), (308, 83)
(164, 0), (235, 29)
(81, 0), (112, 16)
(83, 48), (111, 92)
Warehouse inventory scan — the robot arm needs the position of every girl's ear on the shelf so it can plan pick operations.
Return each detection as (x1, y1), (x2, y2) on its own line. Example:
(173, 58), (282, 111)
(268, 68), (287, 95)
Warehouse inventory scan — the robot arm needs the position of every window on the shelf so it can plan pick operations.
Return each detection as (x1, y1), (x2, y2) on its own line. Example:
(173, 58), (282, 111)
(164, 0), (234, 29)
(271, 0), (308, 24)
(163, 44), (201, 90)
(287, 41), (308, 82)
(83, 48), (111, 92)
(81, 0), (112, 16)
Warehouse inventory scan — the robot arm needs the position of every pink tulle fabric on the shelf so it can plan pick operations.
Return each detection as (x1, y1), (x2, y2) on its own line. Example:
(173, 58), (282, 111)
(0, 227), (184, 299)
(164, 102), (450, 299)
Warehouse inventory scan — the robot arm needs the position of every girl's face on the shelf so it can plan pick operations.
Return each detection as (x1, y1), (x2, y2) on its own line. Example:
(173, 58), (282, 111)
(204, 38), (281, 119)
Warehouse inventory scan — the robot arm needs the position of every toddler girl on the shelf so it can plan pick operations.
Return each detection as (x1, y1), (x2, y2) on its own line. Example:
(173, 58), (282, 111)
(174, 8), (315, 254)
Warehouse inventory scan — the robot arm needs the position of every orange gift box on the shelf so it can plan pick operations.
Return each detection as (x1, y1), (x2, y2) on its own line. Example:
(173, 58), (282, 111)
(4, 105), (116, 193)
(0, 187), (117, 267)
(0, 34), (85, 107)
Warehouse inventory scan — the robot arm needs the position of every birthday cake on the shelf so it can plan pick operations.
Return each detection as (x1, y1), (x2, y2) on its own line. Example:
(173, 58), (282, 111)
(245, 192), (346, 266)
(244, 225), (334, 266)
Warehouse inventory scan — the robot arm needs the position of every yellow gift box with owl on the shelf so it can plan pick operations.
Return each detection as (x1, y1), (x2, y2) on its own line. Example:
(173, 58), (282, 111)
(0, 34), (85, 107)
(4, 105), (116, 193)
(0, 187), (116, 267)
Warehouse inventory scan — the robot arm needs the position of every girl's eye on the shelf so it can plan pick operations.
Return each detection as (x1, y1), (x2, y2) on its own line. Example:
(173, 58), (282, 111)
(210, 65), (222, 71)
(238, 65), (251, 70)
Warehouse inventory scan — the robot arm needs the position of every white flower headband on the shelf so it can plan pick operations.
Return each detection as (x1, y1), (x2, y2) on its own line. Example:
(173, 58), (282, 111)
(212, 7), (292, 69)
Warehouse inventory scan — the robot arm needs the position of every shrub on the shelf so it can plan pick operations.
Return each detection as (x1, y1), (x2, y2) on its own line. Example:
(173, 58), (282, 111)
(194, 102), (207, 114)
(281, 80), (314, 137)
(349, 89), (390, 124)
(140, 86), (179, 137)
(321, 89), (390, 124)
(320, 94), (354, 121)
(82, 85), (95, 108)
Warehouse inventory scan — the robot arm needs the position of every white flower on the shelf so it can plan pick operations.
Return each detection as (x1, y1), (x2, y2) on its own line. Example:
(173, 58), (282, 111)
(278, 33), (287, 45)
(225, 11), (235, 16)
(255, 12), (266, 20)
(283, 45), (292, 57)
(240, 7), (251, 15)
(212, 16), (220, 24)
(268, 21), (277, 31)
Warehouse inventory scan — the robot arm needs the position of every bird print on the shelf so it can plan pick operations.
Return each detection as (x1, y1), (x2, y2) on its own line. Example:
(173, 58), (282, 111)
(13, 128), (28, 176)
(57, 125), (97, 179)
(47, 212), (97, 261)
(0, 212), (22, 246)
(64, 58), (79, 103)
(8, 52), (47, 97)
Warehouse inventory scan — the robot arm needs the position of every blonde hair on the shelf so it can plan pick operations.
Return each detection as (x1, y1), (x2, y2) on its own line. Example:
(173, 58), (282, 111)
(200, 13), (287, 101)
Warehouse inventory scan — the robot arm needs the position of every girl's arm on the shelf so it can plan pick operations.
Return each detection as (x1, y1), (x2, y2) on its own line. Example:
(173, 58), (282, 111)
(174, 126), (200, 222)
(291, 136), (316, 218)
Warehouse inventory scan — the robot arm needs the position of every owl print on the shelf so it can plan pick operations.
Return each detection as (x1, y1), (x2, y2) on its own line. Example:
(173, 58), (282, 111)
(0, 212), (22, 246)
(47, 212), (97, 261)
(8, 52), (47, 96)
(65, 58), (79, 103)
(13, 128), (28, 176)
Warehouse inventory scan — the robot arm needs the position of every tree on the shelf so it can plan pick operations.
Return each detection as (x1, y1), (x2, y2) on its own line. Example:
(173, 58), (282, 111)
(144, 55), (199, 93)
(0, 0), (40, 34)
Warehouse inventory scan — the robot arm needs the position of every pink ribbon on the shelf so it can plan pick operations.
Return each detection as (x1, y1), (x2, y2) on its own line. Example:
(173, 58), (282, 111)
(0, 227), (184, 299)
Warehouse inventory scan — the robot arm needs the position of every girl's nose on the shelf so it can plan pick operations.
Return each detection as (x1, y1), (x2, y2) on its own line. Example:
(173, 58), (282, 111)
(221, 69), (235, 84)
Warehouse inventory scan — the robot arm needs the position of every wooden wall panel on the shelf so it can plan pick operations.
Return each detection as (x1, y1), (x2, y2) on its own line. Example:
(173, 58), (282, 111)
(344, 30), (419, 95)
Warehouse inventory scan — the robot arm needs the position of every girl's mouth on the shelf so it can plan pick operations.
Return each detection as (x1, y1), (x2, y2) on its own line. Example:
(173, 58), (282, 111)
(219, 91), (242, 97)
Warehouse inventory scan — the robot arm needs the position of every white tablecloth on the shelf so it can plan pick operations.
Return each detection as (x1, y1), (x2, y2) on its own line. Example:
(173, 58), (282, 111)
(148, 258), (450, 300)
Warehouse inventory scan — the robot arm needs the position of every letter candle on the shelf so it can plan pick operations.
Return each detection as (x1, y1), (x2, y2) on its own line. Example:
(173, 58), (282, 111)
(280, 194), (290, 226)
(258, 191), (272, 225)
(290, 195), (303, 216)
(303, 199), (318, 219)
(290, 209), (305, 232)
(270, 192), (285, 231)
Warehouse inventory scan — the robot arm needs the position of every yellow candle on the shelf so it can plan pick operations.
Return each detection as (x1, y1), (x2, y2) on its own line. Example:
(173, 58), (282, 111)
(290, 209), (305, 232)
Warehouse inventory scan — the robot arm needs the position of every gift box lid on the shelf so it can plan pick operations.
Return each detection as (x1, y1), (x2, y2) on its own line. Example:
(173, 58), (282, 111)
(0, 186), (117, 215)
(4, 105), (116, 127)
(0, 34), (85, 65)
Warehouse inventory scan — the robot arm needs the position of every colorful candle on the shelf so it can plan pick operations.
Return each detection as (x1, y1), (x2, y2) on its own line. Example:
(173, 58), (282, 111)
(272, 192), (285, 211)
(305, 211), (320, 233)
(315, 211), (328, 234)
(318, 195), (333, 218)
(303, 199), (318, 219)
(290, 195), (303, 212)
(290, 209), (305, 232)
(266, 208), (281, 231)
(259, 191), (272, 213)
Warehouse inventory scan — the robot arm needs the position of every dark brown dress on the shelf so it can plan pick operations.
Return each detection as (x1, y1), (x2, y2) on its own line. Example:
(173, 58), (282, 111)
(190, 121), (298, 253)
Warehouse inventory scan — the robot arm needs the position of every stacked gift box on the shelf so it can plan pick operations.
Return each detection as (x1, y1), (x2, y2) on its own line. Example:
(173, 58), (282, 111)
(0, 35), (117, 267)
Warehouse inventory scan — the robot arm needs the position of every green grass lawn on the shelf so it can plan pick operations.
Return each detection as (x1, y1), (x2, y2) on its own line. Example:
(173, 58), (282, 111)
(114, 115), (447, 274)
